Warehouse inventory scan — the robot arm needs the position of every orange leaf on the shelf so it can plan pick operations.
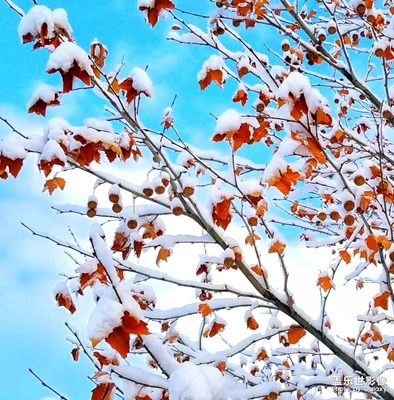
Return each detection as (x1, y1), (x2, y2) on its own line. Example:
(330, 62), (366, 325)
(374, 291), (390, 310)
(365, 234), (378, 252)
(290, 94), (308, 121)
(339, 250), (351, 264)
(233, 89), (248, 106)
(48, 62), (91, 93)
(246, 315), (259, 330)
(136, 396), (153, 400)
(139, 0), (175, 27)
(199, 69), (225, 90)
(205, 321), (226, 337)
(316, 275), (334, 292)
(198, 303), (212, 317)
(55, 291), (76, 314)
(44, 177), (66, 195)
(267, 165), (301, 195)
(93, 351), (120, 368)
(314, 108), (332, 126)
(39, 157), (65, 177)
(156, 247), (171, 265)
(256, 347), (269, 360)
(91, 382), (116, 400)
(232, 123), (251, 151)
(288, 325), (306, 344)
(245, 232), (261, 246)
(105, 312), (149, 358)
(376, 235), (391, 250)
(268, 240), (286, 255)
(212, 196), (233, 230)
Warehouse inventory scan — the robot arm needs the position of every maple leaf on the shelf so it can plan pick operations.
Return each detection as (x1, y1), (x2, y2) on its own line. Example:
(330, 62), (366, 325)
(373, 291), (390, 310)
(105, 311), (149, 358)
(245, 232), (261, 246)
(246, 315), (259, 330)
(288, 325), (306, 344)
(48, 61), (91, 93)
(93, 351), (120, 368)
(0, 155), (24, 179)
(198, 303), (212, 317)
(339, 250), (351, 264)
(212, 196), (233, 230)
(43, 177), (66, 195)
(204, 321), (226, 337)
(111, 231), (131, 260)
(257, 347), (269, 360)
(71, 347), (79, 362)
(55, 291), (76, 314)
(313, 108), (333, 126)
(39, 158), (65, 177)
(119, 77), (151, 104)
(267, 165), (301, 195)
(156, 247), (171, 265)
(28, 93), (60, 116)
(365, 234), (378, 252)
(290, 94), (308, 121)
(199, 69), (225, 90)
(232, 122), (252, 151)
(316, 275), (334, 292)
(91, 382), (116, 400)
(233, 88), (248, 105)
(268, 240), (286, 255)
(80, 262), (108, 291)
(139, 0), (175, 27)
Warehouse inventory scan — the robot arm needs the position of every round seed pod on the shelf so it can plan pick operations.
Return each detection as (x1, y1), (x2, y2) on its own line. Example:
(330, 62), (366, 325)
(87, 208), (97, 218)
(344, 214), (355, 226)
(353, 175), (366, 186)
(343, 200), (355, 211)
(142, 181), (154, 197)
(87, 195), (98, 209)
(112, 203), (122, 213)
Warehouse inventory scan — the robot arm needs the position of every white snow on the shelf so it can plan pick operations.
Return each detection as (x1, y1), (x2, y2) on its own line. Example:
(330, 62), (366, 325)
(129, 67), (153, 96)
(214, 109), (242, 134)
(197, 55), (228, 82)
(39, 139), (67, 163)
(18, 5), (71, 42)
(168, 362), (228, 400)
(27, 84), (59, 107)
(0, 135), (27, 160)
(46, 41), (93, 75)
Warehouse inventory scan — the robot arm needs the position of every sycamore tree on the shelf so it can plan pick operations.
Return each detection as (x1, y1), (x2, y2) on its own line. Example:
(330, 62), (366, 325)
(3, 0), (394, 399)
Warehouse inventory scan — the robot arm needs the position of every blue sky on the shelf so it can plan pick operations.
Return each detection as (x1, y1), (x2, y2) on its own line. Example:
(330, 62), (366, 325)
(0, 1), (238, 399)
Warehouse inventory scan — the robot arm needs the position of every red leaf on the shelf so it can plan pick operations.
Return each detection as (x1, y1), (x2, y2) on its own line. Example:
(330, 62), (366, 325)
(39, 157), (65, 177)
(44, 177), (66, 195)
(28, 94), (60, 116)
(91, 382), (116, 400)
(374, 291), (390, 310)
(139, 0), (175, 27)
(290, 94), (308, 121)
(212, 196), (233, 230)
(105, 312), (149, 358)
(71, 347), (79, 362)
(0, 155), (24, 179)
(233, 88), (248, 105)
(246, 315), (259, 330)
(204, 321), (226, 337)
(339, 250), (351, 264)
(93, 351), (120, 368)
(268, 240), (286, 255)
(48, 61), (91, 93)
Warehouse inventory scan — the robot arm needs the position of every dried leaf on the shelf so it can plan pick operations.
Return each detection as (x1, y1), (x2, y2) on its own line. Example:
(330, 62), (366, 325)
(156, 247), (171, 265)
(374, 291), (390, 310)
(288, 325), (306, 344)
(105, 312), (150, 358)
(246, 315), (259, 330)
(91, 382), (116, 400)
(139, 0), (175, 27)
(44, 177), (66, 195)
(55, 291), (76, 314)
(212, 196), (233, 230)
(198, 303), (212, 317)
(268, 240), (286, 255)
(199, 69), (225, 90)
(267, 165), (301, 195)
(316, 275), (334, 292)
(339, 250), (351, 264)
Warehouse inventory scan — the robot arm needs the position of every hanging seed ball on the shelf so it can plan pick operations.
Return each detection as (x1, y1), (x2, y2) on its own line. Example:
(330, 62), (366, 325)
(356, 3), (366, 16)
(108, 184), (121, 203)
(353, 175), (366, 186)
(87, 208), (97, 218)
(330, 210), (341, 221)
(281, 40), (290, 52)
(232, 19), (241, 27)
(318, 32), (326, 42)
(87, 195), (98, 209)
(171, 198), (184, 216)
(328, 25), (336, 35)
(389, 252), (394, 262)
(383, 108), (393, 120)
(183, 186), (195, 197)
(248, 215), (258, 226)
(343, 199), (355, 211)
(155, 184), (166, 195)
(344, 214), (355, 226)
(317, 212), (327, 221)
(224, 256), (234, 268)
(112, 203), (122, 213)
(142, 181), (154, 197)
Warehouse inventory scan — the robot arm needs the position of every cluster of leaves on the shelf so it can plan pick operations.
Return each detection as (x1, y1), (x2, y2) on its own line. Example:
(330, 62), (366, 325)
(3, 0), (394, 399)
